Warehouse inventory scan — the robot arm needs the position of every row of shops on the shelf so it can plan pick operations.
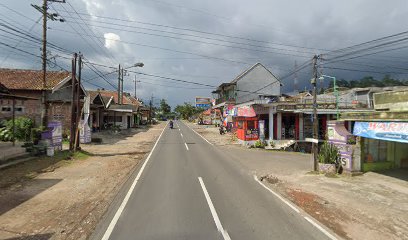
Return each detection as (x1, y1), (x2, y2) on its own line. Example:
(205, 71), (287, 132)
(212, 89), (408, 172)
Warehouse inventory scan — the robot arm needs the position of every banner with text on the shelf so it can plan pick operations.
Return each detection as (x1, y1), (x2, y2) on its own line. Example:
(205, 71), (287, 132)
(353, 121), (408, 143)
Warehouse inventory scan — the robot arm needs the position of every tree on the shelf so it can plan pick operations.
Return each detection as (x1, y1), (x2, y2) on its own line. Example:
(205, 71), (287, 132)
(174, 103), (202, 120)
(160, 99), (171, 114)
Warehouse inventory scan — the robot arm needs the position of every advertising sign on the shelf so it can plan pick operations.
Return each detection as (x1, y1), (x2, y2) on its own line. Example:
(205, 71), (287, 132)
(245, 129), (259, 139)
(195, 97), (211, 109)
(41, 121), (62, 149)
(327, 121), (355, 171)
(237, 106), (256, 117)
(353, 121), (408, 143)
(80, 120), (92, 143)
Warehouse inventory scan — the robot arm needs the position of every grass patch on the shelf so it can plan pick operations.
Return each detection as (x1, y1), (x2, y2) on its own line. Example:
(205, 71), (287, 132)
(73, 150), (90, 160)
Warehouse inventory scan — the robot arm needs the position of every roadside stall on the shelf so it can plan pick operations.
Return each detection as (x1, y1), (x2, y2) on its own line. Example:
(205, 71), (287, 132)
(233, 106), (259, 144)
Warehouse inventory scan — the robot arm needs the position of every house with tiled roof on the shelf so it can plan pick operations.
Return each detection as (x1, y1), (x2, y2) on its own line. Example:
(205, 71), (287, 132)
(87, 90), (146, 130)
(0, 68), (86, 132)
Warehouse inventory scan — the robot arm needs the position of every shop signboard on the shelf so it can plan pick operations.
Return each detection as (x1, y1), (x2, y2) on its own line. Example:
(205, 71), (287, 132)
(245, 129), (259, 139)
(195, 97), (211, 109)
(327, 121), (354, 171)
(237, 106), (256, 117)
(41, 121), (62, 150)
(353, 121), (408, 143)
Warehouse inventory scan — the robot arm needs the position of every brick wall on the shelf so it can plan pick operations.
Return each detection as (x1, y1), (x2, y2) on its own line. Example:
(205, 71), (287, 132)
(0, 90), (73, 134)
(47, 102), (72, 134)
(0, 90), (42, 125)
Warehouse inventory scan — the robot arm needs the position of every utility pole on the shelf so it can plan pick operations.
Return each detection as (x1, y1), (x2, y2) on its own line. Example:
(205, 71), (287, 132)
(41, 0), (47, 127)
(121, 68), (124, 103)
(294, 60), (298, 93)
(32, 0), (66, 127)
(311, 55), (319, 172)
(69, 53), (77, 151)
(118, 64), (121, 104)
(75, 53), (82, 150)
(134, 75), (137, 98)
(149, 95), (154, 124)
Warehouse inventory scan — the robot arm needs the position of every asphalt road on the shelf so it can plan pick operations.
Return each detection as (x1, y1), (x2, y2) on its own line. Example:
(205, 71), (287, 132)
(93, 121), (336, 240)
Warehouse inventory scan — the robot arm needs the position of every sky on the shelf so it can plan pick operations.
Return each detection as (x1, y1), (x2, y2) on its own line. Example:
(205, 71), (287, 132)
(1, 0), (408, 107)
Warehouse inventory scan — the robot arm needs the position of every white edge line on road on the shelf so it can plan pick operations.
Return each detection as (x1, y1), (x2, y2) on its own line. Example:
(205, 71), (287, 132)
(184, 142), (189, 150)
(101, 123), (168, 240)
(304, 217), (338, 240)
(253, 175), (300, 213)
(253, 175), (338, 240)
(180, 133), (184, 138)
(198, 177), (231, 240)
(184, 122), (214, 146)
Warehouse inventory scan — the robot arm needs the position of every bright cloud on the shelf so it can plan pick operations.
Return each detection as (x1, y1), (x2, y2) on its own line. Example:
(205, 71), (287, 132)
(104, 33), (120, 49)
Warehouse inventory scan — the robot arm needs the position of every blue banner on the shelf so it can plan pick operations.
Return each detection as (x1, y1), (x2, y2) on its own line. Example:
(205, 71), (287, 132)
(353, 121), (408, 143)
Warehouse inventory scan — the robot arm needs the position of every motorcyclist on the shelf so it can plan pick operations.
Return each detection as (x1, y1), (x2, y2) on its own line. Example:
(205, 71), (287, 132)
(169, 120), (174, 129)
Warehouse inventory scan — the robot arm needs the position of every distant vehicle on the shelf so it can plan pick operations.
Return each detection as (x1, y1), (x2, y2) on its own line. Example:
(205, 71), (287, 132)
(169, 120), (174, 129)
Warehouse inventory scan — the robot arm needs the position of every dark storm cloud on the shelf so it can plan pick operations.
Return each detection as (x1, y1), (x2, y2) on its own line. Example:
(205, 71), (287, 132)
(1, 0), (408, 106)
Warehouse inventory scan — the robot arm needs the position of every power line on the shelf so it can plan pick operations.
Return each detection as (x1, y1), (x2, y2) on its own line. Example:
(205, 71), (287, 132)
(50, 27), (290, 68)
(319, 66), (407, 75)
(64, 2), (118, 64)
(52, 8), (329, 52)
(52, 4), (114, 64)
(325, 30), (408, 56)
(58, 15), (318, 57)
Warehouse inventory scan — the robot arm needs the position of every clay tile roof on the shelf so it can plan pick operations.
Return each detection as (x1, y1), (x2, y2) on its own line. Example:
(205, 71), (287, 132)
(87, 90), (100, 102)
(0, 68), (70, 90)
(0, 82), (9, 93)
(97, 90), (131, 104)
(127, 96), (142, 107)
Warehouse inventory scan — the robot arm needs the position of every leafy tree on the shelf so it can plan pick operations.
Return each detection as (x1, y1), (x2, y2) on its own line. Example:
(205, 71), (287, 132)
(174, 103), (202, 120)
(0, 117), (33, 142)
(160, 99), (171, 114)
(325, 75), (408, 91)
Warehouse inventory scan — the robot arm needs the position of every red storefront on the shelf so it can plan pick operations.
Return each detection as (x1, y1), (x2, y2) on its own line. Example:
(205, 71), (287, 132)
(233, 106), (259, 142)
(235, 116), (259, 141)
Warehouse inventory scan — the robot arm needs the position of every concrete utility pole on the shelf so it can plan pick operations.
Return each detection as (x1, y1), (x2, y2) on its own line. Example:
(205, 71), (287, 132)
(41, 0), (47, 127)
(118, 64), (121, 104)
(149, 95), (154, 124)
(121, 68), (124, 104)
(33, 0), (66, 127)
(311, 55), (319, 172)
(134, 75), (141, 99)
(69, 53), (77, 151)
(75, 53), (82, 150)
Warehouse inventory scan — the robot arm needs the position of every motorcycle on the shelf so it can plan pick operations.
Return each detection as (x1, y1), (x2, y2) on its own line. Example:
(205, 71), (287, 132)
(169, 121), (174, 129)
(219, 125), (225, 135)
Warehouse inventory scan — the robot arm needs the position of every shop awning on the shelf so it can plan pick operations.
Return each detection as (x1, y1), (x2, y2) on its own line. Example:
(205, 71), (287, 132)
(236, 106), (256, 117)
(107, 104), (137, 113)
(353, 121), (408, 143)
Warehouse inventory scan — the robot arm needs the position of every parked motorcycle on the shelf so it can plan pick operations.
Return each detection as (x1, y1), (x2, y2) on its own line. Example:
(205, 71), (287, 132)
(219, 125), (225, 135)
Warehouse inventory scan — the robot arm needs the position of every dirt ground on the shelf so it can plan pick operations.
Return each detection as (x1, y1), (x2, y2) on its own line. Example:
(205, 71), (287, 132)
(187, 121), (408, 240)
(0, 122), (166, 240)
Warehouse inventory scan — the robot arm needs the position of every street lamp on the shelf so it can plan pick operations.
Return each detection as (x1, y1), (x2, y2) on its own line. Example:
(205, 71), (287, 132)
(319, 74), (339, 119)
(118, 62), (144, 104)
(133, 62), (144, 68)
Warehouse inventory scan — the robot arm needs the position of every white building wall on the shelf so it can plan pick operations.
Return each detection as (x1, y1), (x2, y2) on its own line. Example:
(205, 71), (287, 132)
(236, 64), (281, 104)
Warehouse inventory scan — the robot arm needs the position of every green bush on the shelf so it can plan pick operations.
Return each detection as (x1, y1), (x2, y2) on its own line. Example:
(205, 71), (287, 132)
(5, 117), (34, 141)
(30, 127), (44, 144)
(0, 127), (12, 141)
(318, 141), (339, 164)
(254, 139), (266, 148)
